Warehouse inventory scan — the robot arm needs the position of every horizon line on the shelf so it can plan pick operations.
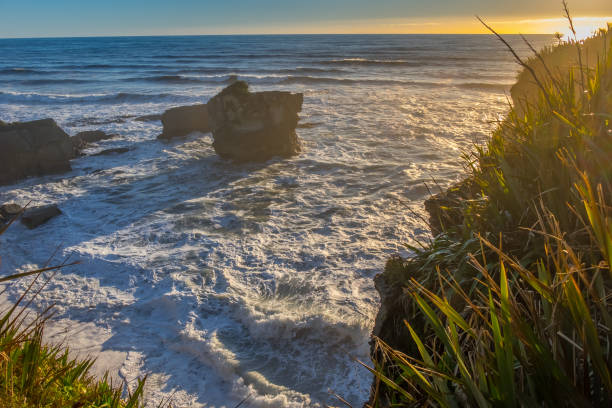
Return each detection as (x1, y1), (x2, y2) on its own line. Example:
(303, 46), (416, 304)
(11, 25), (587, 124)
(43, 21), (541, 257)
(0, 32), (560, 40)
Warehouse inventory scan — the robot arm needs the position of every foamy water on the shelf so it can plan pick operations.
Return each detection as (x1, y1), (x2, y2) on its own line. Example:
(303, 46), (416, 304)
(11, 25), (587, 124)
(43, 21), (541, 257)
(0, 35), (552, 406)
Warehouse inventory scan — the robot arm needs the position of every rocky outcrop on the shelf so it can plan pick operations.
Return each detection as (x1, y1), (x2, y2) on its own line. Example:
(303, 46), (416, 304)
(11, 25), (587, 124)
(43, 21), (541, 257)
(70, 130), (116, 156)
(369, 179), (477, 405)
(0, 203), (22, 224)
(0, 119), (73, 185)
(157, 104), (210, 140)
(21, 204), (61, 229)
(207, 81), (303, 162)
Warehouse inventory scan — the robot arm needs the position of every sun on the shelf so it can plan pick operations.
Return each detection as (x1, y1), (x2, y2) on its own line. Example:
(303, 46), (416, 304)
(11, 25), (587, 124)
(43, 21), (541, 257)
(557, 17), (611, 41)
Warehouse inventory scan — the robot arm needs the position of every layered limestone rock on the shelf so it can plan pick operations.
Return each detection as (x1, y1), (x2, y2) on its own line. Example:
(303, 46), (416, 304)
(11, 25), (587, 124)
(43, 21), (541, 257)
(0, 119), (73, 185)
(158, 104), (210, 140)
(207, 81), (303, 162)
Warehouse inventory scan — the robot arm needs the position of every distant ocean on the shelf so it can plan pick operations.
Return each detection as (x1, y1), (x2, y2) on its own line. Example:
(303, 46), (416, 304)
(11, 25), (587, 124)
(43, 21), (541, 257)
(0, 35), (553, 407)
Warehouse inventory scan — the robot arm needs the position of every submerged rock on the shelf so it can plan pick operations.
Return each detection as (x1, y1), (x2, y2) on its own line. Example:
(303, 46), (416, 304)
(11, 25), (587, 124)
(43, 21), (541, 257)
(134, 114), (162, 122)
(72, 130), (115, 145)
(0, 119), (73, 185)
(21, 204), (61, 229)
(207, 81), (303, 162)
(158, 104), (210, 140)
(70, 130), (116, 156)
(92, 147), (130, 156)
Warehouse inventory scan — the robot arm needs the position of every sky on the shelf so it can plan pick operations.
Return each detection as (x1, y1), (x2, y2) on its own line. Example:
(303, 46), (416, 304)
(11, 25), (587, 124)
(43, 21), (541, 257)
(0, 0), (611, 38)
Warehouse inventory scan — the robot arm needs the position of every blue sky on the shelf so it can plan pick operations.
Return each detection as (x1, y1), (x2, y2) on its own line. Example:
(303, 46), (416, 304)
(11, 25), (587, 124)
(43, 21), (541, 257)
(1, 0), (611, 37)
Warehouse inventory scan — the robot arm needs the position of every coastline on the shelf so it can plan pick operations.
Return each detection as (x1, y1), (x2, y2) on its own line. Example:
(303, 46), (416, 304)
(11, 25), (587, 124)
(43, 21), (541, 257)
(1, 32), (589, 406)
(367, 26), (612, 406)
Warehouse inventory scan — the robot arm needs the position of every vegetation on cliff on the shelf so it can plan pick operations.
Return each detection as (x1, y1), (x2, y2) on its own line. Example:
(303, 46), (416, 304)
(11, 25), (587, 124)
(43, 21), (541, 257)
(369, 11), (612, 408)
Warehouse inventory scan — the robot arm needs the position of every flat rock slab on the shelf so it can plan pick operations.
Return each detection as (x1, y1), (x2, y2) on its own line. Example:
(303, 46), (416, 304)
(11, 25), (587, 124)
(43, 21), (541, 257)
(21, 204), (62, 229)
(207, 81), (303, 162)
(158, 104), (210, 140)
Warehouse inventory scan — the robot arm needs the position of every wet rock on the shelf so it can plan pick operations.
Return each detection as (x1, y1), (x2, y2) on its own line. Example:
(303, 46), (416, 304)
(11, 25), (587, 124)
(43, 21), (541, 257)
(70, 130), (117, 157)
(157, 104), (210, 140)
(0, 118), (73, 185)
(21, 204), (61, 229)
(73, 130), (115, 144)
(91, 147), (130, 156)
(296, 122), (321, 129)
(134, 114), (162, 122)
(367, 258), (425, 407)
(207, 81), (303, 162)
(65, 116), (129, 127)
(0, 203), (23, 224)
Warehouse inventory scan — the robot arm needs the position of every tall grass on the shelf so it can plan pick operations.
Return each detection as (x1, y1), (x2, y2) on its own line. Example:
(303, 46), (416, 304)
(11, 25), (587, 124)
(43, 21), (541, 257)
(368, 8), (612, 407)
(0, 209), (146, 408)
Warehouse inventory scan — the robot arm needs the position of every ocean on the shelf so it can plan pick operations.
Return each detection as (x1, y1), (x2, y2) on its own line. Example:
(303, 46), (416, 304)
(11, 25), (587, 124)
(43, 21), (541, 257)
(0, 34), (553, 407)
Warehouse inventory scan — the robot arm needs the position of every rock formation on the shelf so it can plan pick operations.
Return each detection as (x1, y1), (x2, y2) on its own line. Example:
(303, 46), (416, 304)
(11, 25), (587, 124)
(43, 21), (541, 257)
(0, 203), (62, 228)
(0, 203), (22, 224)
(92, 147), (130, 156)
(0, 119), (73, 185)
(157, 104), (210, 140)
(21, 204), (62, 229)
(207, 81), (303, 162)
(70, 130), (116, 156)
(134, 114), (162, 122)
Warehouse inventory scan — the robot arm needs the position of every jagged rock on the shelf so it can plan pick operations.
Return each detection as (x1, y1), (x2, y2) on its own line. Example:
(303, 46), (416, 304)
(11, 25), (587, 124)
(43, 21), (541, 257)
(134, 114), (162, 122)
(92, 147), (130, 156)
(0, 119), (73, 185)
(367, 263), (419, 408)
(0, 203), (23, 224)
(157, 104), (210, 140)
(21, 204), (61, 229)
(207, 81), (303, 162)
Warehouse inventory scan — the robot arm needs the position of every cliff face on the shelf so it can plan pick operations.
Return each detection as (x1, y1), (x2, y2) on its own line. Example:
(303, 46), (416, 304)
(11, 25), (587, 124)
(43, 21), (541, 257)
(367, 182), (476, 406)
